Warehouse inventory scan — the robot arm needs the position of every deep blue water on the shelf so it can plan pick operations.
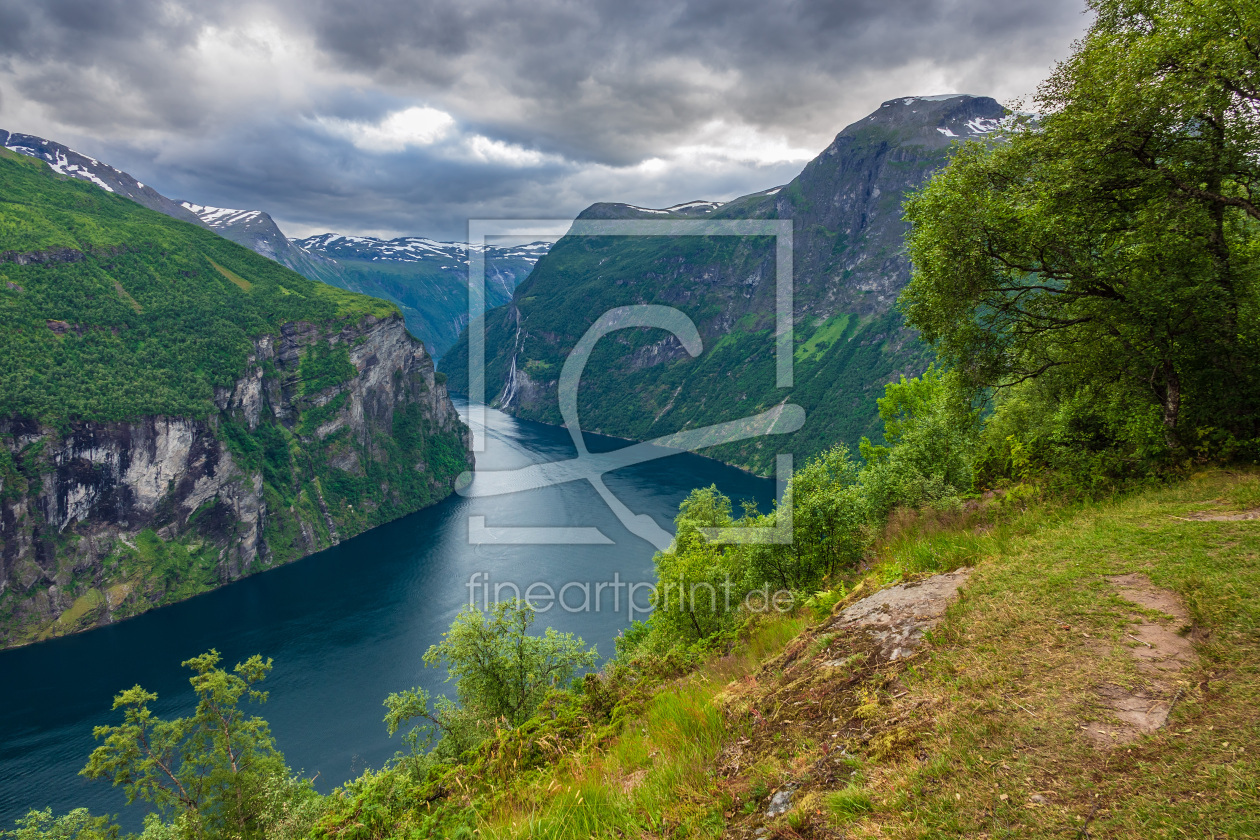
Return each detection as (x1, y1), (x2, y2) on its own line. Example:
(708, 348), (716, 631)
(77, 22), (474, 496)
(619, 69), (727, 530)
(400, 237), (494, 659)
(0, 402), (774, 829)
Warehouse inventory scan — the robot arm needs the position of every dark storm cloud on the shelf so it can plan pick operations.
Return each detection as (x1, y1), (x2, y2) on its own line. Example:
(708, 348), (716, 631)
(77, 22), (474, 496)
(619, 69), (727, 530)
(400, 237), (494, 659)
(296, 0), (1083, 164)
(0, 0), (1088, 239)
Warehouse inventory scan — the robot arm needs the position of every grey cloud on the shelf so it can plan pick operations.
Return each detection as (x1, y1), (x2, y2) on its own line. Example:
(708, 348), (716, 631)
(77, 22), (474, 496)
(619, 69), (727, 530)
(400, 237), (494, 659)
(294, 0), (1083, 162)
(0, 0), (1088, 239)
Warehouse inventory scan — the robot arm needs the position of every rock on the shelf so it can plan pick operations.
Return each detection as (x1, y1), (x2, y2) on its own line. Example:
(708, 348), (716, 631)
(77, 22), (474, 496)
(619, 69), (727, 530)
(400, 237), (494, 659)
(829, 567), (972, 661)
(1030, 794), (1048, 804)
(765, 788), (794, 817)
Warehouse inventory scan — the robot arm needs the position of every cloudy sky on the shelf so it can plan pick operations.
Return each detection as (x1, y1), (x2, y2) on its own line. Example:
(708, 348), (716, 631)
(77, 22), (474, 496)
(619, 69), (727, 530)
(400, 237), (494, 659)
(0, 0), (1089, 241)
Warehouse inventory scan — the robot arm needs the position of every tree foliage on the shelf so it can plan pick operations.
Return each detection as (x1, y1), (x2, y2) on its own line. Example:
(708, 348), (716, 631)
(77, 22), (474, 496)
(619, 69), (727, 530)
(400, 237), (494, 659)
(649, 486), (743, 642)
(859, 366), (979, 517)
(903, 0), (1260, 459)
(384, 600), (598, 762)
(80, 651), (286, 840)
(1, 809), (117, 840)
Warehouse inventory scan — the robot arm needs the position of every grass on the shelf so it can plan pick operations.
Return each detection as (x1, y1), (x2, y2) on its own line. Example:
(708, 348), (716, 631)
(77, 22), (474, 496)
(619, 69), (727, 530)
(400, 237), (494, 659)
(796, 313), (852, 363)
(208, 257), (252, 291)
(816, 469), (1260, 838)
(474, 615), (809, 840)
(359, 470), (1260, 839)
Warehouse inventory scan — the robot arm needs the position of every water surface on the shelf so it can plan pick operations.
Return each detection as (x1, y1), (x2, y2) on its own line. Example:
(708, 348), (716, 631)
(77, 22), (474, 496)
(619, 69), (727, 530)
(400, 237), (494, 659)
(0, 402), (774, 828)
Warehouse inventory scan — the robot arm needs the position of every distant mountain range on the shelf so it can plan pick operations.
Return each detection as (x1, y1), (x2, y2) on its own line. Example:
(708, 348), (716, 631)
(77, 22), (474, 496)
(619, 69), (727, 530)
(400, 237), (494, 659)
(0, 130), (549, 360)
(292, 233), (548, 361)
(444, 94), (1008, 473)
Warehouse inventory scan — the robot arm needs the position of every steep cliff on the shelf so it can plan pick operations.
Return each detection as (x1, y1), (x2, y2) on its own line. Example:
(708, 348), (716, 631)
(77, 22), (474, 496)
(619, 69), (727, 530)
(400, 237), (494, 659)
(0, 148), (470, 647)
(443, 95), (1005, 472)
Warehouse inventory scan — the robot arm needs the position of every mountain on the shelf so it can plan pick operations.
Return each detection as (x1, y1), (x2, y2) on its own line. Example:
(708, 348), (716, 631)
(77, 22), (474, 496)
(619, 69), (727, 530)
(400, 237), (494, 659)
(177, 201), (347, 286)
(443, 94), (1006, 473)
(297, 234), (549, 361)
(0, 147), (470, 648)
(0, 129), (549, 360)
(1, 130), (206, 227)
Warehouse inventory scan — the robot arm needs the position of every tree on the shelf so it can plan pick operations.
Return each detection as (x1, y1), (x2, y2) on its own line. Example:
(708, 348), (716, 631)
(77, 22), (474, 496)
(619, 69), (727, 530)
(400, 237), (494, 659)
(859, 366), (979, 516)
(903, 0), (1260, 458)
(81, 651), (286, 840)
(650, 486), (743, 641)
(2, 809), (117, 840)
(740, 448), (869, 594)
(385, 600), (597, 761)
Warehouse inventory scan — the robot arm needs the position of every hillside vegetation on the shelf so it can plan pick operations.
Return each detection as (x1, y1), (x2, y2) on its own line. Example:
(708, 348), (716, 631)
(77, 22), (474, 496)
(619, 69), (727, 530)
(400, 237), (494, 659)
(0, 148), (395, 423)
(0, 147), (469, 647)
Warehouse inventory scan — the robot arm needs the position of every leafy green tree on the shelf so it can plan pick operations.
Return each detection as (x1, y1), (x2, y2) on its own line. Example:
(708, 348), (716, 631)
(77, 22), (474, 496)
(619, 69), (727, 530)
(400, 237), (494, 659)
(785, 445), (869, 582)
(859, 367), (979, 517)
(741, 448), (868, 594)
(81, 651), (287, 840)
(385, 600), (597, 761)
(903, 0), (1260, 458)
(1, 809), (117, 840)
(650, 486), (743, 641)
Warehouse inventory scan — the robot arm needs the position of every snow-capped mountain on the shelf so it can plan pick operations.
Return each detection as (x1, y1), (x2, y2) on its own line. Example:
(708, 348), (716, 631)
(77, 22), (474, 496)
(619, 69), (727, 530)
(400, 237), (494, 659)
(297, 234), (551, 359)
(297, 234), (548, 269)
(0, 128), (549, 358)
(1, 130), (205, 227)
(585, 199), (728, 218)
(178, 201), (344, 285)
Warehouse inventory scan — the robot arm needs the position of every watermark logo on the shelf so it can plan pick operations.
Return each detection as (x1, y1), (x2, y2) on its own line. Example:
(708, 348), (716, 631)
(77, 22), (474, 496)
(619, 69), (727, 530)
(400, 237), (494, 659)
(457, 219), (801, 550)
(465, 572), (798, 621)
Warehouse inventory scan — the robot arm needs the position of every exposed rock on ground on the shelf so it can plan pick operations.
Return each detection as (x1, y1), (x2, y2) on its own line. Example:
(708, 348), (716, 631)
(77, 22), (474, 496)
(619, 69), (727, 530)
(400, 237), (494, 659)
(827, 567), (973, 662)
(718, 568), (973, 838)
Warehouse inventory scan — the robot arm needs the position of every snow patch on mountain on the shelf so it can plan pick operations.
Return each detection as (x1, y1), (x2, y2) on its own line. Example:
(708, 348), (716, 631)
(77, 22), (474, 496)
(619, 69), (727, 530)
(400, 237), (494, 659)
(179, 203), (265, 228)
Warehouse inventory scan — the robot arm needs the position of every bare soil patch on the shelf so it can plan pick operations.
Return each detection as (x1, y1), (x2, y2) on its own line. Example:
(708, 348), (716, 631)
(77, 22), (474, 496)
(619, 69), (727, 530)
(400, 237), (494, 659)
(1177, 508), (1260, 521)
(1082, 574), (1201, 746)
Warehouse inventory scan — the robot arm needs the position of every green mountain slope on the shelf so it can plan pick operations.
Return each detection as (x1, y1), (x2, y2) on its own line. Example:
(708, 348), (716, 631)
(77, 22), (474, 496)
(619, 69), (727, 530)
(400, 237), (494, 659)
(444, 95), (1006, 473)
(0, 130), (546, 365)
(0, 148), (470, 647)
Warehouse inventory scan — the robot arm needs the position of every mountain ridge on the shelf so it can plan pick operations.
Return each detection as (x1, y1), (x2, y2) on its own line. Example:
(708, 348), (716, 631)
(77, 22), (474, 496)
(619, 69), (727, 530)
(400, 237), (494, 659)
(0, 129), (550, 359)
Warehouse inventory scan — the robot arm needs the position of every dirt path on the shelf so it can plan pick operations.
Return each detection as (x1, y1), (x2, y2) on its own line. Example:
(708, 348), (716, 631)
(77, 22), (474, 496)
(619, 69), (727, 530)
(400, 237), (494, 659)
(1082, 574), (1200, 746)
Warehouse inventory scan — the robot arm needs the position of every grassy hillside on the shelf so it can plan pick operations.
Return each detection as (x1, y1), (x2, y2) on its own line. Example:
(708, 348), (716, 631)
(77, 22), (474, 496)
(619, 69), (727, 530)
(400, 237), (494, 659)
(308, 470), (1258, 839)
(45, 469), (1254, 840)
(0, 148), (396, 423)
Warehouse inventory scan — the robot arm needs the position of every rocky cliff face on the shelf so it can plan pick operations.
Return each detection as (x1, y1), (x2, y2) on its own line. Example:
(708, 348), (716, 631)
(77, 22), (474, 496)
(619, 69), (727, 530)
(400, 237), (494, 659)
(0, 313), (469, 648)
